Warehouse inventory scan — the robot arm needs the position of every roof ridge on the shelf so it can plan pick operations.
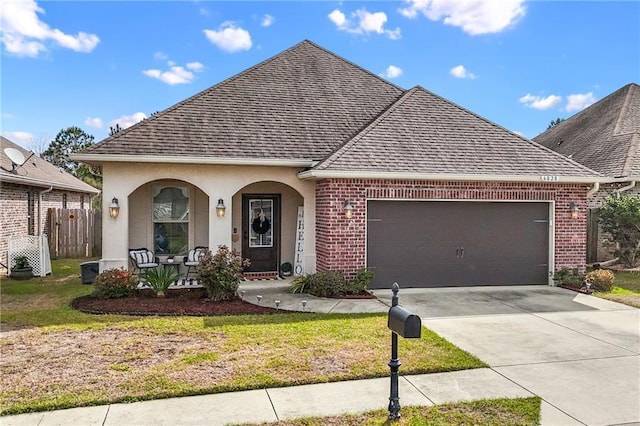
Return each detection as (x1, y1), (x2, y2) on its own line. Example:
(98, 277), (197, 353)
(87, 40), (403, 152)
(612, 83), (637, 136)
(412, 86), (604, 176)
(313, 87), (416, 170)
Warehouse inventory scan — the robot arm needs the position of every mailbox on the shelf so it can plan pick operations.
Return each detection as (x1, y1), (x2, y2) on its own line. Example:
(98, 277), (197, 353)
(387, 305), (421, 338)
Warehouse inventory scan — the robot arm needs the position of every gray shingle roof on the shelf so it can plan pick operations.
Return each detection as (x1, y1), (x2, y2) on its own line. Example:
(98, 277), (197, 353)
(533, 83), (640, 179)
(312, 87), (600, 177)
(1, 137), (100, 193)
(83, 40), (404, 161)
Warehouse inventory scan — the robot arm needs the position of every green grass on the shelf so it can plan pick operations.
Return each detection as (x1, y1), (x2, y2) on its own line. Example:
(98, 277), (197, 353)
(0, 259), (486, 415)
(593, 270), (640, 308)
(241, 397), (541, 426)
(611, 271), (640, 292)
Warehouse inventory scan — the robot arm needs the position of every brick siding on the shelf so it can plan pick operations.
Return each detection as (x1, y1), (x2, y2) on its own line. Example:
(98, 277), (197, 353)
(316, 179), (589, 280)
(0, 183), (89, 275)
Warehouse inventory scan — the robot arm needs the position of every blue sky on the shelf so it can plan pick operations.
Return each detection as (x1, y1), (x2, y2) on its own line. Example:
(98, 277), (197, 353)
(2, 0), (639, 151)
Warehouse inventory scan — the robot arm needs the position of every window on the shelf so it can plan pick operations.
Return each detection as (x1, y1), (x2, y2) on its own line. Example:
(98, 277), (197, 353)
(62, 193), (67, 208)
(153, 186), (189, 255)
(249, 199), (273, 248)
(27, 191), (35, 235)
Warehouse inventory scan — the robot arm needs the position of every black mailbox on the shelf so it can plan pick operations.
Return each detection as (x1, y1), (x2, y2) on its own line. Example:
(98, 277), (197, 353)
(388, 305), (421, 338)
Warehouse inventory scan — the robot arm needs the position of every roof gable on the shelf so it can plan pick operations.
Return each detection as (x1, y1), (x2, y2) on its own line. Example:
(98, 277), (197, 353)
(1, 137), (100, 193)
(312, 86), (600, 178)
(533, 83), (640, 178)
(83, 40), (404, 161)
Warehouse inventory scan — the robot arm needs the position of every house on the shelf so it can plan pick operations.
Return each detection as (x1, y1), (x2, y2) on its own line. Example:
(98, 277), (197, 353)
(1, 136), (100, 274)
(534, 83), (639, 262)
(73, 40), (603, 289)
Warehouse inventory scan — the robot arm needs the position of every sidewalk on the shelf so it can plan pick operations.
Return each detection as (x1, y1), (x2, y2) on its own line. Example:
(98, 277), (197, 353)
(3, 369), (539, 426)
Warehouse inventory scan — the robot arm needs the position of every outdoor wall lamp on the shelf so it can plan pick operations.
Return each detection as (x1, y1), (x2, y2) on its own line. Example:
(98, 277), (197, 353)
(343, 199), (354, 219)
(569, 202), (579, 219)
(216, 198), (226, 217)
(109, 197), (120, 219)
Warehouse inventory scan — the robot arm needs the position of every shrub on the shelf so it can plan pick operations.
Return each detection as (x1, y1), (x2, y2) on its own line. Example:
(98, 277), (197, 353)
(306, 270), (346, 297)
(93, 268), (138, 299)
(553, 267), (583, 287)
(585, 269), (615, 292)
(289, 275), (309, 294)
(197, 246), (250, 301)
(598, 194), (640, 268)
(142, 266), (179, 297)
(346, 268), (375, 294)
(13, 255), (30, 269)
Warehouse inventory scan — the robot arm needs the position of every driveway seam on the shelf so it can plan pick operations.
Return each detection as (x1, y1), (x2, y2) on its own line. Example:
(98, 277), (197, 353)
(488, 353), (639, 368)
(488, 367), (587, 426)
(401, 375), (436, 405)
(529, 311), (640, 355)
(264, 389), (280, 422)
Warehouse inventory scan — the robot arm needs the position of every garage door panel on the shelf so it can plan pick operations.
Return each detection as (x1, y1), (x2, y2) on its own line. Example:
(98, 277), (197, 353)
(367, 201), (549, 288)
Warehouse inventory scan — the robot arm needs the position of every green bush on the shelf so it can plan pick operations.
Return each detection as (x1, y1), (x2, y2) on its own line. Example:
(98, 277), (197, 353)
(93, 268), (138, 299)
(307, 270), (346, 297)
(289, 275), (309, 294)
(346, 268), (375, 294)
(197, 246), (250, 301)
(142, 266), (179, 297)
(585, 269), (615, 292)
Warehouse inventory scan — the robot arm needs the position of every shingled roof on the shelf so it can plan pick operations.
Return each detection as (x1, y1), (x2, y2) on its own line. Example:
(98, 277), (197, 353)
(82, 40), (403, 161)
(308, 87), (600, 179)
(534, 83), (640, 179)
(1, 137), (99, 193)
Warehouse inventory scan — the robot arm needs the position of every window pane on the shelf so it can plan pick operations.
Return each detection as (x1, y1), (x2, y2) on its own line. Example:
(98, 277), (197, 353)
(153, 187), (189, 221)
(249, 199), (273, 248)
(154, 223), (188, 255)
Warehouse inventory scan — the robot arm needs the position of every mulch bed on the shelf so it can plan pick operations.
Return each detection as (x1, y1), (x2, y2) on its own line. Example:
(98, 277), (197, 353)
(558, 284), (594, 295)
(71, 288), (284, 316)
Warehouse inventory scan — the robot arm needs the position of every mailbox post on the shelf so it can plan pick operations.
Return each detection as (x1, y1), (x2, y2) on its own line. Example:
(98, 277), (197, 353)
(387, 282), (421, 420)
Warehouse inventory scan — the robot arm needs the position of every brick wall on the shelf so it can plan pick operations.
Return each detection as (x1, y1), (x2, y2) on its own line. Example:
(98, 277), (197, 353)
(0, 183), (90, 275)
(316, 179), (589, 280)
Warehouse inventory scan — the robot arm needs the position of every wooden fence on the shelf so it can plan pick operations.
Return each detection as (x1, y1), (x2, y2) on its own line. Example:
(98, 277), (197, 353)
(46, 208), (102, 258)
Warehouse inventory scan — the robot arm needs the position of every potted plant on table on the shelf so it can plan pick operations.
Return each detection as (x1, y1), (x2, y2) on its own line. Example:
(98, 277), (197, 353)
(11, 255), (33, 280)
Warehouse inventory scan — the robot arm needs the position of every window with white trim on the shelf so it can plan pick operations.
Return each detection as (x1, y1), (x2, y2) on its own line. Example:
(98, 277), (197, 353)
(153, 186), (189, 255)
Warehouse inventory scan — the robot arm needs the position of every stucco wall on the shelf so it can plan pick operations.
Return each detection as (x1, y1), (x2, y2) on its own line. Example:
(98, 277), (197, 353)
(315, 179), (589, 282)
(100, 162), (316, 274)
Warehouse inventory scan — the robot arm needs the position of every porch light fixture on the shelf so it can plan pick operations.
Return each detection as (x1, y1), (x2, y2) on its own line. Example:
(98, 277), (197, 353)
(343, 199), (354, 219)
(109, 197), (120, 219)
(216, 198), (226, 217)
(569, 202), (579, 219)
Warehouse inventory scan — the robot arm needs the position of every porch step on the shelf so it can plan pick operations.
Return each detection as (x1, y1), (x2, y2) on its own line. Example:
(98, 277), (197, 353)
(242, 271), (281, 281)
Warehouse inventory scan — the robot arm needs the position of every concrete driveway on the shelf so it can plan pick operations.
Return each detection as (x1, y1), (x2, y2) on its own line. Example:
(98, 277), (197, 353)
(375, 285), (640, 426)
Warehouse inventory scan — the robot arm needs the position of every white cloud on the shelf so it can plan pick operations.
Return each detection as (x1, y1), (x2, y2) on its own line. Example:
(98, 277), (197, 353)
(204, 22), (252, 53)
(154, 51), (168, 60)
(108, 112), (147, 131)
(0, 0), (99, 57)
(383, 65), (403, 79)
(261, 14), (274, 27)
(3, 131), (34, 146)
(450, 65), (476, 79)
(566, 92), (596, 112)
(143, 58), (204, 85)
(84, 117), (103, 128)
(186, 61), (204, 71)
(399, 0), (525, 35)
(329, 8), (401, 40)
(519, 93), (563, 110)
(2, 112), (16, 119)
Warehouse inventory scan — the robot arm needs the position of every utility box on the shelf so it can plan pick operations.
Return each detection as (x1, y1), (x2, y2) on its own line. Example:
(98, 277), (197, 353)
(80, 261), (99, 284)
(388, 305), (422, 338)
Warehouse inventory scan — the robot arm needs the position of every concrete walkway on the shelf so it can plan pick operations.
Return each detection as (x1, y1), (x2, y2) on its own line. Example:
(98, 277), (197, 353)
(3, 283), (638, 426)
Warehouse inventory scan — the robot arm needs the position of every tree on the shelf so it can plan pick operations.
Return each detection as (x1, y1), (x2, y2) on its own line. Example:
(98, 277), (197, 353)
(547, 118), (565, 129)
(598, 194), (640, 268)
(41, 126), (102, 192)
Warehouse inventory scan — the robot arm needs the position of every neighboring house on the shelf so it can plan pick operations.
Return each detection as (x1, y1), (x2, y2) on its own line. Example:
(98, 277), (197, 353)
(1, 136), (100, 273)
(534, 83), (639, 262)
(73, 40), (603, 289)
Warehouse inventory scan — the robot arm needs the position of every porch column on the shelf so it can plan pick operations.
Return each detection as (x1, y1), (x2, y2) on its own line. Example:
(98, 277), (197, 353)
(209, 192), (233, 251)
(100, 194), (129, 271)
(303, 193), (317, 274)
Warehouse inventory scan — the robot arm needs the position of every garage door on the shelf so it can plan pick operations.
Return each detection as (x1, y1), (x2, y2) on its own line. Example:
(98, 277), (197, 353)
(367, 201), (549, 288)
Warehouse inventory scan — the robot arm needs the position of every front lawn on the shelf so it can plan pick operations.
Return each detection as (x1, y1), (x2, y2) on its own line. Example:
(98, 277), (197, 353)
(0, 259), (485, 415)
(595, 270), (640, 308)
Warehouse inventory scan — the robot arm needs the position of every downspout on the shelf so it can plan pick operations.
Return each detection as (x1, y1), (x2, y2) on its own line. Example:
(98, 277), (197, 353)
(616, 180), (636, 195)
(586, 182), (600, 198)
(37, 186), (54, 235)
